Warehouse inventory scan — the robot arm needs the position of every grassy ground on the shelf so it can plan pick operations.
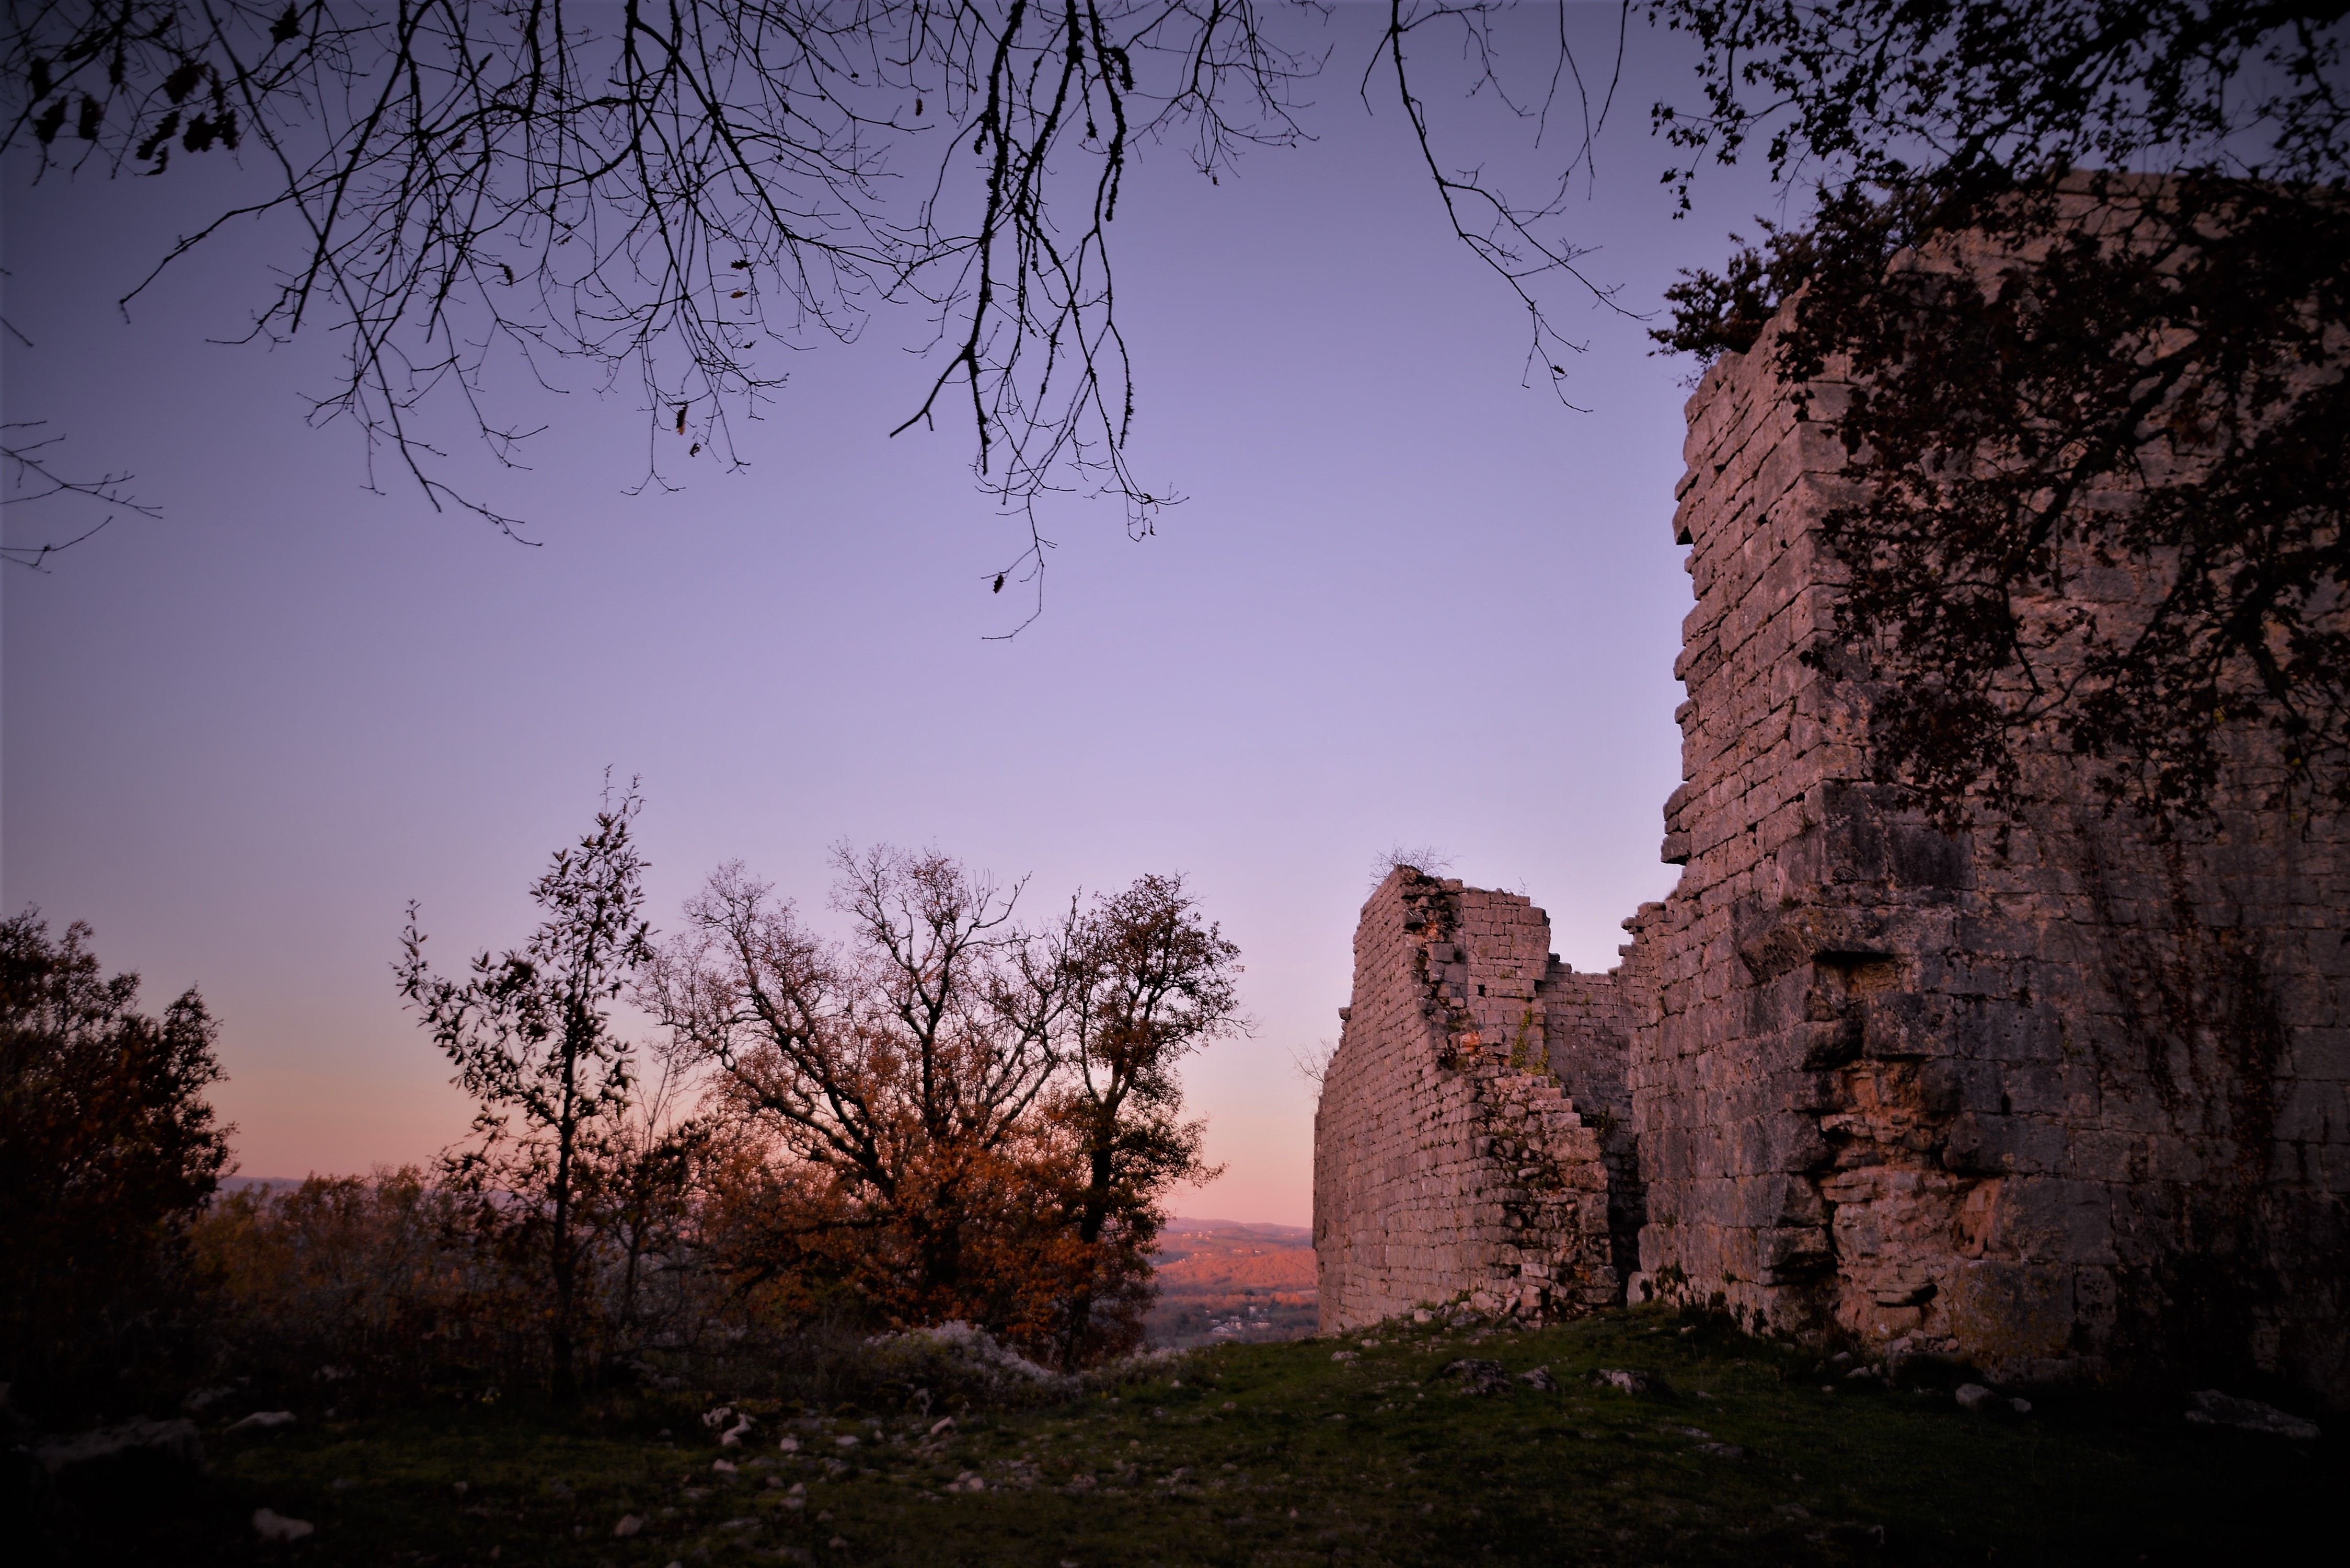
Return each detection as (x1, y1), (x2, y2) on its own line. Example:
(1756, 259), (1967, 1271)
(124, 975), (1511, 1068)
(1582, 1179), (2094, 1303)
(97, 1306), (2338, 1566)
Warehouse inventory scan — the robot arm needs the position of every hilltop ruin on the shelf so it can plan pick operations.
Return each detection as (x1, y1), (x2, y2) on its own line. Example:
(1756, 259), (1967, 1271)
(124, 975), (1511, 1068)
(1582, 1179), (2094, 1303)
(1314, 304), (2348, 1408)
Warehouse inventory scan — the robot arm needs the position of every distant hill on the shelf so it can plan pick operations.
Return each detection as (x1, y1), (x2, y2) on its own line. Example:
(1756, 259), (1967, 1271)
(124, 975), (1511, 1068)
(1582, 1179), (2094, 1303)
(1163, 1216), (1311, 1241)
(1148, 1217), (1317, 1349)
(216, 1177), (310, 1200)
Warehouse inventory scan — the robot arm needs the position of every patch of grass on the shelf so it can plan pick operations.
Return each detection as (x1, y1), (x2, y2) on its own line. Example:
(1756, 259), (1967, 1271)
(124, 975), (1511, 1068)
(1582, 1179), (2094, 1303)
(95, 1307), (2340, 1565)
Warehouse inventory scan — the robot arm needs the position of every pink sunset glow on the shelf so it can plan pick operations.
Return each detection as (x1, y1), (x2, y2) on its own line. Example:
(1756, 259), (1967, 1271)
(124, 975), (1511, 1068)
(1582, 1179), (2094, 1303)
(3, 9), (1774, 1224)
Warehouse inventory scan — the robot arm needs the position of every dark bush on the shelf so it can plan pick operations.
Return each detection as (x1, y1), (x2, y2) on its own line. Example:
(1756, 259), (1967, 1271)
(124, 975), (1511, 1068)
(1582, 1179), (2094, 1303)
(0, 910), (232, 1415)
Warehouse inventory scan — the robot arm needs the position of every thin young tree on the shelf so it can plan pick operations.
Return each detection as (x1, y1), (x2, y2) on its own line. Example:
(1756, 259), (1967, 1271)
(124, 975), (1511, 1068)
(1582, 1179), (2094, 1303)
(1031, 872), (1241, 1367)
(395, 781), (652, 1399)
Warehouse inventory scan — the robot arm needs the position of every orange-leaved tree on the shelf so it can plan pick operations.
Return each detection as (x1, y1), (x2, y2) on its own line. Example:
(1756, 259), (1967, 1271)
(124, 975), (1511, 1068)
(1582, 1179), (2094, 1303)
(648, 846), (1057, 1332)
(649, 848), (1241, 1362)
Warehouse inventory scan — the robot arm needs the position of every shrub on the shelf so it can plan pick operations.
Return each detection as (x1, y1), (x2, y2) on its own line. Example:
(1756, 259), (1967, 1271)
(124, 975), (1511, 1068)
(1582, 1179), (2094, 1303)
(0, 911), (232, 1413)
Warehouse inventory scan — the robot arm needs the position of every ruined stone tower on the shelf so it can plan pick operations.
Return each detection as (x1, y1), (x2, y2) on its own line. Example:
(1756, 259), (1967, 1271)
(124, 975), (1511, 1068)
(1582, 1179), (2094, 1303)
(1314, 312), (2350, 1409)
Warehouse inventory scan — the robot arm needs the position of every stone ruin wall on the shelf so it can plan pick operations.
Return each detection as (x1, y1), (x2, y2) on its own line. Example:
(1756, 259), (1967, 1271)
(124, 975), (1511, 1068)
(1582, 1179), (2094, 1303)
(1312, 874), (1618, 1329)
(1316, 310), (2350, 1409)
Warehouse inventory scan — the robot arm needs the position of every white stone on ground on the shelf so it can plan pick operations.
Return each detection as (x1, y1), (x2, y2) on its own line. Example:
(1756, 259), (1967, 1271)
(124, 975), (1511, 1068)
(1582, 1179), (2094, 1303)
(251, 1508), (314, 1542)
(226, 1411), (296, 1433)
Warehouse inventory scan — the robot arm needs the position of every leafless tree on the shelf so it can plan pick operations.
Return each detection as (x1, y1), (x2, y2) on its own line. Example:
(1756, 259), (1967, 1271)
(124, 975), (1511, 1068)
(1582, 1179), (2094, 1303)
(647, 844), (1058, 1312)
(1365, 840), (1452, 892)
(1367, 1), (1633, 406)
(2, 4), (1637, 609)
(2, 420), (157, 569)
(579, 1047), (710, 1359)
(1288, 1033), (1335, 1093)
(1, 2), (1334, 615)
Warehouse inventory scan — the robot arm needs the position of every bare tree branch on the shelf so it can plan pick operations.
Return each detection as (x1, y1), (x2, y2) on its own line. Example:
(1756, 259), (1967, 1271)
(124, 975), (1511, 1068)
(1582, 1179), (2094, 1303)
(1, 421), (157, 569)
(3, 2), (1320, 614)
(1365, 2), (1637, 407)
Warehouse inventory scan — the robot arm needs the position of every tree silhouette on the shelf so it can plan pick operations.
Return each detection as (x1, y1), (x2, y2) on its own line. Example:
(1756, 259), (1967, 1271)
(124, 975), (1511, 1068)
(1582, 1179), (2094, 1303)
(1, 1), (1322, 615)
(0, 4), (1641, 612)
(1030, 872), (1241, 1367)
(396, 779), (653, 1399)
(0, 909), (233, 1407)
(11, 2), (2332, 800)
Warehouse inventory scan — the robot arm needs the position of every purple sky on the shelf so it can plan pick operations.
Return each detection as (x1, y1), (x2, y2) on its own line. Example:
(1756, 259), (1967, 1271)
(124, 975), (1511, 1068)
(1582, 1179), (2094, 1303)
(4, 7), (1781, 1224)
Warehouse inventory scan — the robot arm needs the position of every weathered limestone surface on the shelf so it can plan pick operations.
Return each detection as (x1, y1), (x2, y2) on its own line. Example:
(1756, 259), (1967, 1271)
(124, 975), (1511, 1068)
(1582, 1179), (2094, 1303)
(1313, 873), (1618, 1331)
(1632, 323), (2350, 1404)
(1315, 304), (2349, 1410)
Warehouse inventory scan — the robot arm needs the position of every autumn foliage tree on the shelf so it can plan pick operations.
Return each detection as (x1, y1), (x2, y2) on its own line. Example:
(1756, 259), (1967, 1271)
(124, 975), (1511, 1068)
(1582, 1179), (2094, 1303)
(649, 847), (1241, 1363)
(0, 811), (1238, 1409)
(649, 847), (1055, 1330)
